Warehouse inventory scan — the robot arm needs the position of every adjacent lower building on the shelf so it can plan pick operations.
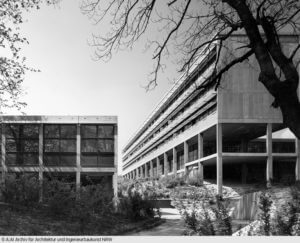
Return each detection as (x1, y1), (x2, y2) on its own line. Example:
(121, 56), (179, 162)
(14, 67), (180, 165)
(122, 33), (300, 195)
(0, 115), (118, 199)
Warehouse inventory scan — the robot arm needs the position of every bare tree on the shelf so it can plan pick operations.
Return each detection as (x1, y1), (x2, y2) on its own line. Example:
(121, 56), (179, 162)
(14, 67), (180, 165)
(0, 0), (57, 112)
(80, 0), (300, 138)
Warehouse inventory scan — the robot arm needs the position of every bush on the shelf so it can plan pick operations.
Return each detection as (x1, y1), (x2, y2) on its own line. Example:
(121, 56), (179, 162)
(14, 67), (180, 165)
(43, 178), (75, 217)
(118, 182), (160, 221)
(256, 187), (300, 236)
(187, 171), (203, 187)
(160, 175), (186, 189)
(174, 187), (232, 236)
(258, 192), (272, 235)
(0, 173), (39, 209)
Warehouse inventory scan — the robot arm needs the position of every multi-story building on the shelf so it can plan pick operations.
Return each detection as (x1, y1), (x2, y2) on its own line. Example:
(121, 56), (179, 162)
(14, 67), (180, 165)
(0, 115), (118, 200)
(122, 33), (300, 195)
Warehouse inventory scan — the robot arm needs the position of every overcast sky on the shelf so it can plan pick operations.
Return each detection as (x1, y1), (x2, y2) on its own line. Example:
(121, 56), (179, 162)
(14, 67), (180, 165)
(3, 0), (179, 173)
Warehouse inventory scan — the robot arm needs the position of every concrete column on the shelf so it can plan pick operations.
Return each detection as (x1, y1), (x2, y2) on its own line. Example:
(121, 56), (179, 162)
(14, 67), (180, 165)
(76, 124), (81, 192)
(113, 173), (118, 199)
(198, 133), (204, 185)
(266, 123), (273, 187)
(141, 165), (144, 178)
(38, 124), (43, 202)
(1, 124), (6, 184)
(156, 157), (160, 177)
(136, 168), (139, 179)
(164, 153), (168, 176)
(150, 160), (154, 178)
(184, 141), (189, 176)
(296, 139), (300, 181)
(173, 147), (177, 176)
(113, 124), (118, 199)
(76, 171), (80, 193)
(145, 162), (149, 178)
(217, 123), (223, 196)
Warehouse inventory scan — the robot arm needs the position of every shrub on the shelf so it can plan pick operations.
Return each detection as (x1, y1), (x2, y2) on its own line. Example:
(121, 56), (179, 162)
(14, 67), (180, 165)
(118, 182), (160, 221)
(273, 186), (300, 236)
(187, 171), (203, 187)
(43, 178), (75, 217)
(256, 187), (300, 236)
(258, 192), (272, 235)
(160, 175), (186, 189)
(0, 173), (39, 209)
(174, 187), (232, 236)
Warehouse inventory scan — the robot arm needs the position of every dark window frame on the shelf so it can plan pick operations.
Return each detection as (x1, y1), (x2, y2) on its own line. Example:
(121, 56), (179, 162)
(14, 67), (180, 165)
(81, 124), (115, 167)
(43, 124), (77, 166)
(5, 124), (39, 166)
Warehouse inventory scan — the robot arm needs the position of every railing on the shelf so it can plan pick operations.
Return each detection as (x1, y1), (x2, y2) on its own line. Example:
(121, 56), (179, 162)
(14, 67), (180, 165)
(223, 141), (295, 154)
(272, 141), (295, 153)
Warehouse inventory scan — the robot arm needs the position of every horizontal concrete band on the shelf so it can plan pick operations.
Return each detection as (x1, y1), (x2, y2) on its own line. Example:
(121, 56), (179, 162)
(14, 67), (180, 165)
(0, 115), (118, 124)
(0, 167), (117, 173)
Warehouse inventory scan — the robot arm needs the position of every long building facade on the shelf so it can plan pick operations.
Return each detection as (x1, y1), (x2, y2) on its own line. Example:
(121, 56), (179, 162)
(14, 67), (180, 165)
(0, 115), (118, 199)
(122, 33), (300, 195)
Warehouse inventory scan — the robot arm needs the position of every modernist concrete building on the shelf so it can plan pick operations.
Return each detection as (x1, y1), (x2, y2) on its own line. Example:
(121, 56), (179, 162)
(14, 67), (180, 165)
(0, 115), (118, 199)
(122, 33), (300, 195)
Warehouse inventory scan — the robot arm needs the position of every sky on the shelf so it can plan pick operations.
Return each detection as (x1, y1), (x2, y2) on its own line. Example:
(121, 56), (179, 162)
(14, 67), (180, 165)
(3, 0), (179, 173)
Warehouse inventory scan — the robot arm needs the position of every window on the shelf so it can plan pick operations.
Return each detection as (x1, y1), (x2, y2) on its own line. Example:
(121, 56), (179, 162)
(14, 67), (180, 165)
(44, 124), (76, 166)
(81, 125), (115, 167)
(5, 124), (39, 166)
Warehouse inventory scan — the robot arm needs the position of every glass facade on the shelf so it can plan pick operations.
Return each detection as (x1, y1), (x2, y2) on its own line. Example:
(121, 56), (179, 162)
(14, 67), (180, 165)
(44, 124), (77, 166)
(81, 125), (115, 167)
(5, 124), (39, 166)
(0, 123), (115, 168)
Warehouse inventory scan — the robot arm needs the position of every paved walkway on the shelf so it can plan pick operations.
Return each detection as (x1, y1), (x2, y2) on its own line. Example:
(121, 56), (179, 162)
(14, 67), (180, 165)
(126, 208), (186, 236)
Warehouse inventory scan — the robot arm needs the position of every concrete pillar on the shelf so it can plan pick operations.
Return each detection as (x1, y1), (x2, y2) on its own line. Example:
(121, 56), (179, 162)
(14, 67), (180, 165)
(76, 171), (80, 193)
(76, 124), (81, 192)
(266, 123), (273, 187)
(150, 160), (154, 178)
(136, 168), (139, 179)
(1, 124), (6, 184)
(173, 147), (177, 176)
(113, 173), (118, 199)
(113, 124), (118, 199)
(217, 123), (223, 196)
(198, 133), (204, 185)
(145, 162), (149, 178)
(296, 139), (300, 181)
(156, 157), (160, 177)
(164, 153), (168, 176)
(141, 165), (145, 178)
(184, 141), (189, 176)
(38, 124), (43, 202)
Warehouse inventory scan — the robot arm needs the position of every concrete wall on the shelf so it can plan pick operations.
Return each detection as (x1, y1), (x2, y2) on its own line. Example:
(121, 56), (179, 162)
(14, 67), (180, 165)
(217, 35), (299, 124)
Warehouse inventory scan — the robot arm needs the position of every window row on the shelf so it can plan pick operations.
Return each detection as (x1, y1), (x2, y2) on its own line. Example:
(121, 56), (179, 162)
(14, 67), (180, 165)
(5, 139), (114, 153)
(4, 154), (114, 167)
(2, 124), (114, 139)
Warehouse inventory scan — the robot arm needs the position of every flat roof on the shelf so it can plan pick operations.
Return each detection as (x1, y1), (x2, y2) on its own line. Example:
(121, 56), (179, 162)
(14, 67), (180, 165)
(0, 115), (118, 124)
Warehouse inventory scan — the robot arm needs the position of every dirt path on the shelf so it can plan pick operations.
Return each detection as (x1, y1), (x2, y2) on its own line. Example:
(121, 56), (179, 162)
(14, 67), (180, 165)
(125, 208), (186, 236)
